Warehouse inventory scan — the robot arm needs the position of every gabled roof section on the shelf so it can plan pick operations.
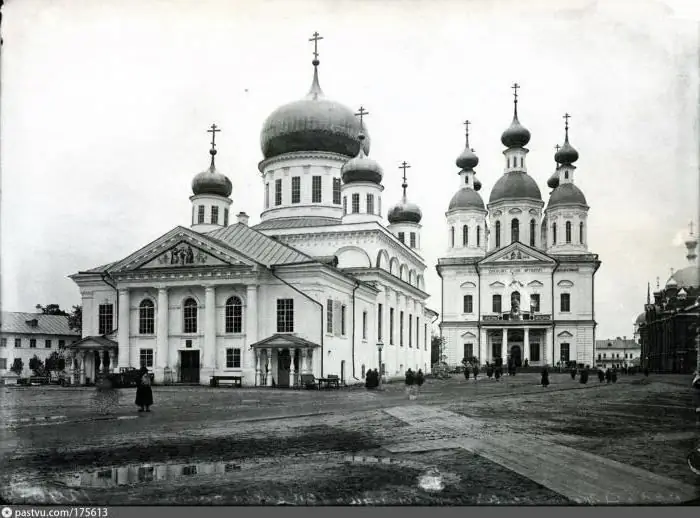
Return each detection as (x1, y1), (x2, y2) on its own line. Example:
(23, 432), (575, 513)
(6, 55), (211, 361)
(206, 224), (314, 267)
(253, 216), (340, 231)
(0, 312), (80, 336)
(249, 333), (321, 349)
(479, 241), (556, 267)
(67, 336), (118, 349)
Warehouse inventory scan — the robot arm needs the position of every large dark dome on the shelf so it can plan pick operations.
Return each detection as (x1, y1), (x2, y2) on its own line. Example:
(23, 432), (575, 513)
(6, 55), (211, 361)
(388, 199), (422, 224)
(341, 142), (383, 184)
(448, 187), (485, 211)
(547, 183), (587, 209)
(501, 117), (531, 148)
(489, 172), (542, 203)
(667, 265), (699, 289)
(260, 67), (370, 160)
(192, 162), (232, 197)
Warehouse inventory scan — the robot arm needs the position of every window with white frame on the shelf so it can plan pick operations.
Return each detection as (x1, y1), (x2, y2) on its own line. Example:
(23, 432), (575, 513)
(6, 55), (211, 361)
(400, 311), (404, 346)
(140, 349), (154, 368)
(389, 308), (395, 345)
(341, 305), (347, 336)
(409, 314), (412, 347)
(224, 208), (229, 226)
(275, 179), (282, 206)
(343, 196), (347, 215)
(225, 296), (243, 333)
(529, 344), (540, 362)
(211, 206), (219, 225)
(362, 311), (367, 340)
(265, 183), (270, 208)
(424, 323), (427, 351)
(416, 317), (420, 349)
(183, 298), (198, 333)
(277, 299), (294, 333)
(351, 193), (360, 213)
(333, 178), (341, 204)
(398, 232), (405, 243)
(496, 221), (501, 247)
(312, 176), (322, 203)
(58, 340), (65, 348)
(579, 222), (584, 244)
(410, 232), (416, 248)
(367, 194), (374, 215)
(291, 176), (301, 204)
(560, 293), (571, 312)
(477, 226), (481, 246)
(0, 338), (6, 348)
(14, 338), (21, 348)
(30, 339), (36, 348)
(464, 343), (473, 359)
(565, 221), (572, 243)
(326, 299), (333, 333)
(226, 348), (241, 368)
(45, 339), (51, 348)
(463, 225), (468, 246)
(450, 226), (455, 247)
(198, 205), (205, 224)
(511, 218), (520, 243)
(530, 219), (536, 246)
(0, 358), (6, 370)
(492, 294), (502, 313)
(463, 295), (473, 313)
(530, 294), (540, 312)
(560, 343), (570, 363)
(99, 304), (114, 335)
(139, 299), (155, 334)
(377, 303), (383, 341)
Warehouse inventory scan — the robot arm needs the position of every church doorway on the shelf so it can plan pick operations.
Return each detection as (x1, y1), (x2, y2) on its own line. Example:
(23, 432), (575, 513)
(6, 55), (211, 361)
(510, 345), (522, 367)
(180, 351), (200, 383)
(277, 349), (291, 388)
(340, 360), (346, 385)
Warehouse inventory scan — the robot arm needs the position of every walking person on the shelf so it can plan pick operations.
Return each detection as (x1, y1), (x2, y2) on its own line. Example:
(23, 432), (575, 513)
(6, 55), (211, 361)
(135, 367), (153, 412)
(611, 367), (618, 384)
(605, 368), (612, 384)
(494, 366), (502, 382)
(464, 365), (470, 381)
(405, 368), (415, 399)
(472, 364), (479, 382)
(415, 369), (425, 397)
(597, 368), (605, 383)
(541, 366), (550, 388)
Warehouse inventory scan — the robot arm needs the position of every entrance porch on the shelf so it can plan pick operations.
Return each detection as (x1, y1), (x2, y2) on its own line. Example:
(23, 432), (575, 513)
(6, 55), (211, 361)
(250, 334), (320, 388)
(65, 336), (119, 385)
(482, 327), (550, 367)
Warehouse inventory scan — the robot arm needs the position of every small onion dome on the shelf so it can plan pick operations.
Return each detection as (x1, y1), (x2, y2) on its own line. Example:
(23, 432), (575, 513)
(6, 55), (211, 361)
(489, 171), (542, 203)
(501, 116), (531, 148)
(448, 187), (485, 211)
(456, 146), (478, 170)
(192, 157), (232, 197)
(260, 65), (370, 160)
(474, 177), (482, 191)
(547, 183), (587, 209)
(665, 276), (678, 288)
(547, 170), (560, 189)
(668, 265), (700, 289)
(341, 135), (382, 184)
(555, 139), (579, 164)
(635, 312), (646, 326)
(388, 199), (422, 224)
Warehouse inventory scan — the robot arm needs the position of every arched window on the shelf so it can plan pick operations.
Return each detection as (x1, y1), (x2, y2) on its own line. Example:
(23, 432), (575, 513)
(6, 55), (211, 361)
(579, 222), (584, 244)
(477, 226), (481, 246)
(450, 226), (455, 247)
(511, 218), (520, 243)
(565, 221), (572, 243)
(225, 296), (243, 333)
(462, 225), (468, 246)
(139, 299), (155, 335)
(183, 298), (198, 333)
(495, 221), (501, 248)
(530, 219), (536, 247)
(552, 223), (557, 245)
(564, 171), (569, 179)
(520, 157), (524, 167)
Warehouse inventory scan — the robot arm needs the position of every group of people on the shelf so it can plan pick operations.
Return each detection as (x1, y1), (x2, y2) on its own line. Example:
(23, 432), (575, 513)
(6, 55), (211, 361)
(364, 368), (381, 389)
(93, 366), (154, 415)
(404, 368), (425, 399)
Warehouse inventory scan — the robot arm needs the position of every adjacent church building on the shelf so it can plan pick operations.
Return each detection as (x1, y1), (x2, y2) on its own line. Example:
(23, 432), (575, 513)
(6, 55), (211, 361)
(437, 96), (600, 369)
(68, 35), (436, 387)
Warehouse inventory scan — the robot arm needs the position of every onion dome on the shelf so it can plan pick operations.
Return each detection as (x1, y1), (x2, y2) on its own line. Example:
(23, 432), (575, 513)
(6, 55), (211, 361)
(635, 312), (646, 326)
(489, 172), (542, 203)
(667, 266), (699, 289)
(665, 275), (678, 288)
(260, 56), (370, 160)
(388, 161), (422, 224)
(547, 170), (560, 189)
(192, 126), (232, 197)
(555, 114), (579, 164)
(547, 183), (588, 209)
(474, 177), (482, 191)
(341, 111), (382, 184)
(448, 188), (485, 211)
(456, 122), (479, 170)
(500, 84), (531, 148)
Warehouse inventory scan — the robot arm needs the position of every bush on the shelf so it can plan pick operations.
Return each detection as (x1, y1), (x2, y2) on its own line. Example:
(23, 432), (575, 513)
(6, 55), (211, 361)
(10, 358), (24, 375)
(29, 355), (45, 375)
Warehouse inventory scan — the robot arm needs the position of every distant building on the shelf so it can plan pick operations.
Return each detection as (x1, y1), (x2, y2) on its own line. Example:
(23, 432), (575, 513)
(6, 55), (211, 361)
(594, 337), (640, 368)
(638, 223), (700, 374)
(0, 312), (80, 378)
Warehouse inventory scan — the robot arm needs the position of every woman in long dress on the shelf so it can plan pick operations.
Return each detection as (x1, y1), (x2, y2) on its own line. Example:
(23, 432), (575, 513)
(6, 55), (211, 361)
(135, 367), (154, 412)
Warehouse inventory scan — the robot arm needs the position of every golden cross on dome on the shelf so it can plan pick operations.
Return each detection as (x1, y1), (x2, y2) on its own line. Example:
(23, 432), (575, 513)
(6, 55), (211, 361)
(355, 106), (369, 128)
(463, 120), (471, 136)
(309, 31), (323, 61)
(399, 161), (411, 197)
(563, 112), (571, 130)
(555, 144), (561, 152)
(511, 82), (520, 102)
(207, 124), (221, 151)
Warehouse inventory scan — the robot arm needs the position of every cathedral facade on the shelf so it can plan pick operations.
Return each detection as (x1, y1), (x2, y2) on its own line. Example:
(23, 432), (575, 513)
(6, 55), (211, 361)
(68, 35), (435, 387)
(437, 97), (601, 369)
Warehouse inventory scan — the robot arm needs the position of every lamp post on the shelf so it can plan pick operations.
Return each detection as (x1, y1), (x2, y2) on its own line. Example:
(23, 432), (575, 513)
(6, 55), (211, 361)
(377, 340), (384, 386)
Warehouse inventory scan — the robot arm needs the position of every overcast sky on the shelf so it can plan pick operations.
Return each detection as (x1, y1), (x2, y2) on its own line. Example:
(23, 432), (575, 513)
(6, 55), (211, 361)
(1, 0), (698, 340)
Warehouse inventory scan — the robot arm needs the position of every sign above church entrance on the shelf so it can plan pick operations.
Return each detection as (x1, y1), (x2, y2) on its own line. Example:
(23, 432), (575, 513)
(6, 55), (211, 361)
(141, 242), (228, 269)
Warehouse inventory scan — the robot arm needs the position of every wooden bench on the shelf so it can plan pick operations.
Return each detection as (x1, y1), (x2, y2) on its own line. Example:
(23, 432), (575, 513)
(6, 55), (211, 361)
(210, 375), (243, 388)
(300, 374), (318, 390)
(318, 375), (340, 390)
(29, 376), (50, 385)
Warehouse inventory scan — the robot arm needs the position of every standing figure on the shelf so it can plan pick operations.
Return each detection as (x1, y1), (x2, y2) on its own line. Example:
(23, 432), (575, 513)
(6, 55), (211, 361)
(472, 364), (479, 381)
(611, 368), (618, 384)
(135, 367), (154, 412)
(570, 367), (577, 380)
(486, 363), (493, 379)
(405, 369), (416, 400)
(605, 368), (612, 384)
(494, 367), (501, 381)
(415, 369), (425, 396)
(597, 368), (605, 383)
(541, 366), (550, 387)
(464, 366), (470, 381)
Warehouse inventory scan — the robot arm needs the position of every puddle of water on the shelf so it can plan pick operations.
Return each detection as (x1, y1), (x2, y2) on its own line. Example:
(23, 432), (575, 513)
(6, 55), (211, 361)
(418, 468), (445, 492)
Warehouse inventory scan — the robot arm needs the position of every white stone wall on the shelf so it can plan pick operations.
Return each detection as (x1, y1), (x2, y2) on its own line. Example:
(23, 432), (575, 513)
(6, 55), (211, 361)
(0, 333), (79, 376)
(341, 182), (384, 225)
(544, 207), (588, 254)
(487, 201), (545, 251)
(189, 194), (233, 233)
(444, 210), (488, 258)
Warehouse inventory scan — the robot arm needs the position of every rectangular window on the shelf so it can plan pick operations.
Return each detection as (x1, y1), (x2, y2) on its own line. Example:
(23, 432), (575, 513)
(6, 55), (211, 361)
(0, 338), (5, 348)
(275, 179), (282, 206)
(198, 205), (205, 224)
(45, 339), (52, 348)
(463, 295), (473, 313)
(409, 314), (413, 347)
(140, 349), (154, 368)
(400, 311), (404, 346)
(277, 299), (294, 333)
(226, 348), (241, 368)
(389, 308), (395, 345)
(492, 343), (501, 359)
(560, 293), (571, 312)
(410, 232), (416, 248)
(343, 196), (347, 215)
(0, 358), (6, 370)
(341, 305), (347, 336)
(378, 197), (382, 217)
(598, 353), (601, 360)
(492, 295), (502, 314)
(560, 343), (570, 363)
(530, 343), (540, 362)
(265, 183), (270, 209)
(14, 338), (21, 348)
(398, 232), (405, 243)
(224, 208), (229, 226)
(351, 193), (360, 213)
(211, 206), (219, 225)
(377, 303), (383, 341)
(291, 176), (301, 204)
(99, 304), (114, 335)
(416, 317), (420, 349)
(312, 176), (322, 203)
(326, 299), (333, 334)
(530, 294), (540, 312)
(333, 178), (341, 204)
(603, 353), (606, 359)
(464, 343), (473, 359)
(366, 194), (374, 215)
(58, 340), (65, 349)
(362, 311), (367, 340)
(424, 324), (427, 351)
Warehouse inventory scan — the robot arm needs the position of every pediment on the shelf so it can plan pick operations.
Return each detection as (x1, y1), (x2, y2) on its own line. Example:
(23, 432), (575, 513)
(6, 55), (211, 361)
(557, 280), (574, 288)
(490, 281), (506, 288)
(479, 242), (555, 267)
(108, 227), (256, 273)
(460, 281), (477, 289)
(508, 208), (522, 215)
(557, 331), (574, 338)
(461, 331), (477, 338)
(528, 280), (544, 288)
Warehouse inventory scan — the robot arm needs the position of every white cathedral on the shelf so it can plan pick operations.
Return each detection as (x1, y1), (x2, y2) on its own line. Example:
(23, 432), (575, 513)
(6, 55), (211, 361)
(68, 35), (437, 387)
(437, 93), (600, 369)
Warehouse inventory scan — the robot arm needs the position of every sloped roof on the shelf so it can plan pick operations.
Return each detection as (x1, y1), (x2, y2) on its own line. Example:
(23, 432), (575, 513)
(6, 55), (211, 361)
(68, 336), (118, 349)
(595, 338), (639, 349)
(206, 223), (313, 267)
(0, 312), (79, 336)
(250, 333), (321, 349)
(252, 217), (340, 231)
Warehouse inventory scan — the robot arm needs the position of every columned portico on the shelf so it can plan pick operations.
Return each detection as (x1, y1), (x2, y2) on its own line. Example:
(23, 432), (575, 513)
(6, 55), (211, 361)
(204, 286), (216, 377)
(502, 328), (508, 364)
(524, 328), (530, 362)
(118, 289), (130, 368)
(156, 287), (169, 383)
(250, 334), (322, 388)
(246, 284), (258, 375)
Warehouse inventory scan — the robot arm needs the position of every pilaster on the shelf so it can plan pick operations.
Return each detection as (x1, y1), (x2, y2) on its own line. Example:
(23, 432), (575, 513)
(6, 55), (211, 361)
(117, 289), (130, 368)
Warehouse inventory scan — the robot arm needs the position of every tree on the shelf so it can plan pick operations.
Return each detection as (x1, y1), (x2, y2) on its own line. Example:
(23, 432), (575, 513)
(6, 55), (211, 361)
(45, 351), (65, 372)
(431, 335), (445, 365)
(29, 355), (44, 375)
(10, 358), (24, 375)
(68, 305), (82, 334)
(36, 304), (68, 316)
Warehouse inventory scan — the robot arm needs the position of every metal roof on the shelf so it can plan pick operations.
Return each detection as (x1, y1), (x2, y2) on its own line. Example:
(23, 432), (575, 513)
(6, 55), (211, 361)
(252, 217), (340, 231)
(206, 223), (313, 267)
(0, 312), (80, 336)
